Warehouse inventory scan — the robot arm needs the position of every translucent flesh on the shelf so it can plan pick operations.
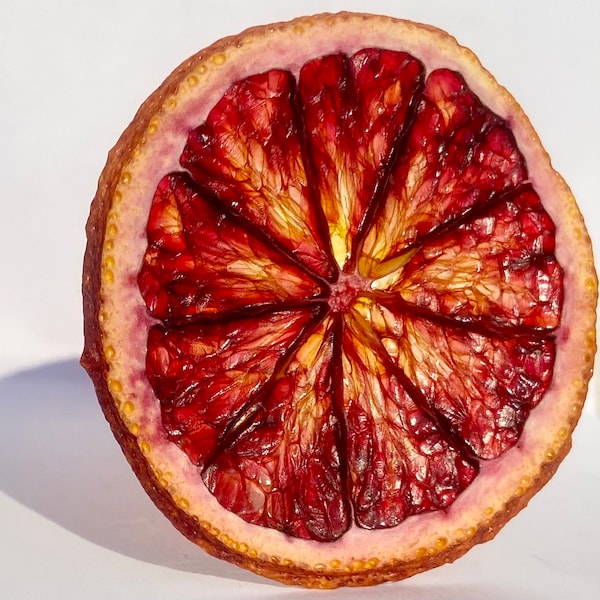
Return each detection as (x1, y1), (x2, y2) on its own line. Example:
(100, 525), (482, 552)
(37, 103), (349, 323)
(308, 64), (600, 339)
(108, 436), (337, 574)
(138, 49), (562, 542)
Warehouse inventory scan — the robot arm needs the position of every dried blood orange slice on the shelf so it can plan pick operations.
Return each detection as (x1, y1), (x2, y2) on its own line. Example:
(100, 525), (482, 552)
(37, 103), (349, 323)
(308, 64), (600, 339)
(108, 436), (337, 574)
(81, 13), (597, 588)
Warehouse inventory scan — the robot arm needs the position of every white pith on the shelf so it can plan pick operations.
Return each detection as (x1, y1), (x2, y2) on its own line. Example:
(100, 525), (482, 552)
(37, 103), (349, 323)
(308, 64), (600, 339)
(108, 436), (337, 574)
(96, 13), (596, 574)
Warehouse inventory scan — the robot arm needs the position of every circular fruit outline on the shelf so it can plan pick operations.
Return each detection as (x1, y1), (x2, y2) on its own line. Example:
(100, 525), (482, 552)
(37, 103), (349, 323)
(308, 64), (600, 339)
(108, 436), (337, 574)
(82, 13), (597, 587)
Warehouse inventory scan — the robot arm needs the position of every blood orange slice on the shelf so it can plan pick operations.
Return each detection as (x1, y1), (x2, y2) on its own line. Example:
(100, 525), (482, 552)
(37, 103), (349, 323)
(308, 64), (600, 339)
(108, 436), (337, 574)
(81, 13), (597, 588)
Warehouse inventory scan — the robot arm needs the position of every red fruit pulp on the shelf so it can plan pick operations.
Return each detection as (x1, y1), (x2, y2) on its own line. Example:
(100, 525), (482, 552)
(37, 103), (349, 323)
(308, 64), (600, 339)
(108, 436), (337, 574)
(138, 49), (561, 543)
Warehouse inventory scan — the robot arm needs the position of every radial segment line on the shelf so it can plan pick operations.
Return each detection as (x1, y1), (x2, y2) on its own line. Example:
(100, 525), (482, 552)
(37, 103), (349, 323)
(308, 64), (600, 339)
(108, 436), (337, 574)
(177, 170), (334, 289)
(208, 305), (333, 466)
(373, 292), (560, 341)
(290, 78), (341, 283)
(329, 314), (353, 508)
(401, 181), (539, 260)
(344, 306), (480, 465)
(348, 75), (426, 272)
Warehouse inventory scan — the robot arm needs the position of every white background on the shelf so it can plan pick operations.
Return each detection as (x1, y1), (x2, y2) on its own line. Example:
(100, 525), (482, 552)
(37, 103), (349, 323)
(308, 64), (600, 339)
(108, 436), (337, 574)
(1, 1), (599, 598)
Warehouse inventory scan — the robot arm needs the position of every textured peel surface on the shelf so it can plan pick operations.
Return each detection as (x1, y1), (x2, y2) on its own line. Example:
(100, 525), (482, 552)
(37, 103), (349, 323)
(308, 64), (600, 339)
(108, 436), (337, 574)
(82, 12), (597, 588)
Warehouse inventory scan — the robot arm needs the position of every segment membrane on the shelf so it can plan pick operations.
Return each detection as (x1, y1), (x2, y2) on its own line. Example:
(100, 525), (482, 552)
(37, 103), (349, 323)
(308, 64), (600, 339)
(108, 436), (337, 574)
(181, 70), (334, 280)
(202, 318), (350, 541)
(384, 186), (562, 332)
(342, 308), (478, 528)
(138, 173), (323, 322)
(355, 299), (555, 459)
(298, 50), (423, 269)
(145, 309), (318, 466)
(360, 69), (527, 277)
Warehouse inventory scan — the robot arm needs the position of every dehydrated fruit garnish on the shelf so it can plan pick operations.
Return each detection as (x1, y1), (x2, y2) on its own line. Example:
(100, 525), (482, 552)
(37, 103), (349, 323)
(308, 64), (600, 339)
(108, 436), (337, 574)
(81, 12), (597, 588)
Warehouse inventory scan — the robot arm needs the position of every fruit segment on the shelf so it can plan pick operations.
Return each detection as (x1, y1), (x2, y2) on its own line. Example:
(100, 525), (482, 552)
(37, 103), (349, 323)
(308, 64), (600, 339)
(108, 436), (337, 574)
(356, 299), (555, 459)
(145, 309), (319, 466)
(181, 70), (334, 280)
(202, 318), (350, 541)
(138, 173), (324, 323)
(399, 317), (555, 459)
(360, 69), (527, 277)
(341, 308), (478, 528)
(386, 186), (562, 332)
(298, 50), (423, 269)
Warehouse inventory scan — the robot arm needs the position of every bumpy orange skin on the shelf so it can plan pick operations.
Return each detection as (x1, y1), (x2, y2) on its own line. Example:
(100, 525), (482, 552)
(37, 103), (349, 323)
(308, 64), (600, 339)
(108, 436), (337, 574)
(82, 12), (597, 588)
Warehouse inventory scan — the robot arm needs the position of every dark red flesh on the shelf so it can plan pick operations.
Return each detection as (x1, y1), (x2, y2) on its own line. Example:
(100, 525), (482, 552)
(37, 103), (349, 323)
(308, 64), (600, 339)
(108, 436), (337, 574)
(138, 49), (563, 541)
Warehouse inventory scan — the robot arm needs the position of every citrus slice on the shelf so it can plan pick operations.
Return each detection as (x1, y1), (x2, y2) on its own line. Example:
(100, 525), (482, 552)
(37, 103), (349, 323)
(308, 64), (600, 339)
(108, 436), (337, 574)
(81, 12), (597, 588)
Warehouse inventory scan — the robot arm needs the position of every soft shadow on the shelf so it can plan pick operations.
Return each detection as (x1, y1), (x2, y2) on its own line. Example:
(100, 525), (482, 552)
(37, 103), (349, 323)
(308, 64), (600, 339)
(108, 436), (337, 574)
(225, 581), (535, 600)
(0, 359), (267, 585)
(0, 360), (553, 599)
